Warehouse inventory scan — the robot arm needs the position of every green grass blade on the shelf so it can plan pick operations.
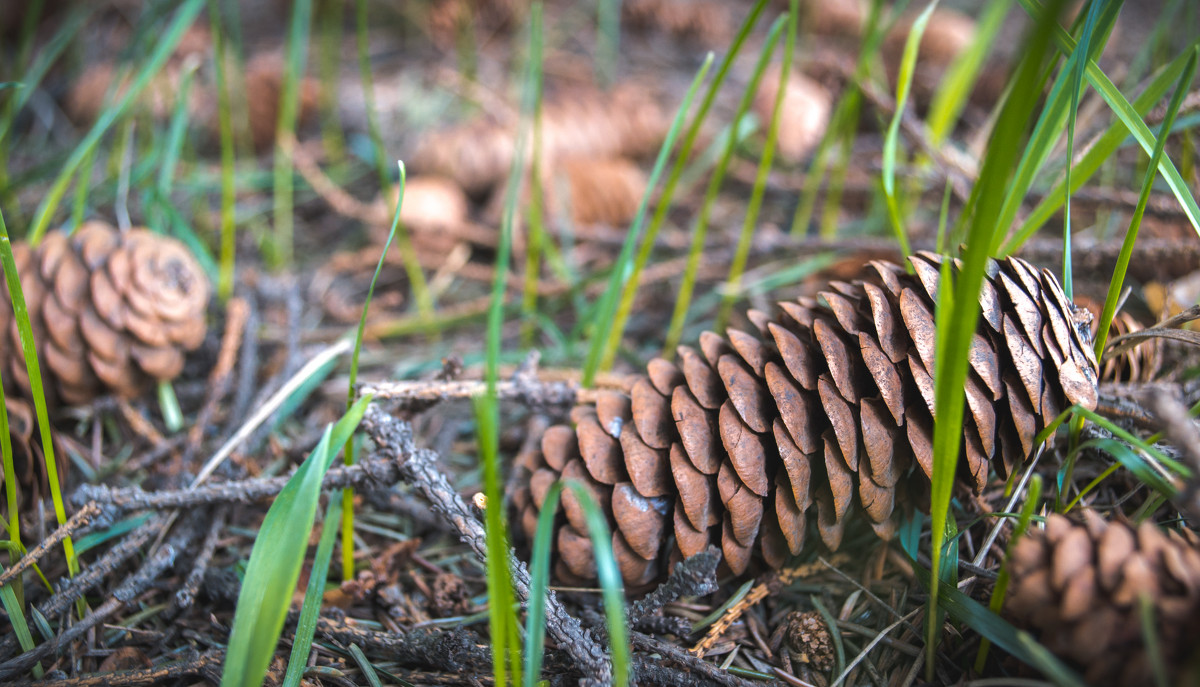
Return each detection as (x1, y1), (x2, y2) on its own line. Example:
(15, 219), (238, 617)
(1092, 47), (1198, 356)
(597, 0), (770, 372)
(0, 208), (77, 579)
(478, 7), (547, 684)
(1060, 0), (1105, 300)
(926, 0), (1012, 145)
(926, 1), (1066, 676)
(356, 0), (391, 189)
(662, 15), (785, 355)
(975, 474), (1042, 672)
(268, 0), (314, 269)
(714, 12), (790, 331)
(1019, 0), (1200, 238)
(282, 495), (343, 687)
(209, 0), (238, 302)
(596, 0), (620, 87)
(580, 52), (713, 386)
(913, 563), (1086, 686)
(316, 0), (347, 163)
(342, 162), (407, 581)
(26, 0), (204, 245)
(1002, 47), (1195, 254)
(220, 397), (369, 687)
(0, 570), (37, 675)
(524, 480), (630, 686)
(519, 8), (547, 349)
(987, 0), (1119, 255)
(881, 0), (937, 261)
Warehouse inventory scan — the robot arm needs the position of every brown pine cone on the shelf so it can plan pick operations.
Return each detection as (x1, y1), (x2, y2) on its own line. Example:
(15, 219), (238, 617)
(0, 221), (209, 406)
(511, 253), (1099, 586)
(1005, 512), (1200, 686)
(413, 84), (667, 195)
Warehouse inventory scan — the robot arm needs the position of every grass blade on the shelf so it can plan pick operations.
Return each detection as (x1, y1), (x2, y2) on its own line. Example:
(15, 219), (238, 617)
(524, 480), (630, 686)
(714, 11), (790, 330)
(926, 0), (1066, 677)
(913, 563), (1086, 686)
(1092, 47), (1198, 356)
(881, 0), (938, 262)
(268, 0), (314, 269)
(477, 6), (547, 684)
(662, 14), (786, 354)
(342, 163), (407, 581)
(598, 0), (771, 372)
(926, 0), (1012, 145)
(282, 495), (343, 687)
(1019, 0), (1200, 238)
(580, 52), (714, 386)
(209, 0), (238, 301)
(220, 397), (369, 687)
(1002, 46), (1195, 254)
(25, 0), (204, 245)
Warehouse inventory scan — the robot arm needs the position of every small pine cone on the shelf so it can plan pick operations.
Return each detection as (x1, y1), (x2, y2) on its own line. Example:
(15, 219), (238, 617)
(0, 222), (209, 406)
(754, 65), (832, 164)
(883, 9), (976, 103)
(511, 253), (1099, 586)
(1005, 513), (1200, 686)
(414, 85), (667, 195)
(552, 157), (647, 228)
(621, 0), (735, 45)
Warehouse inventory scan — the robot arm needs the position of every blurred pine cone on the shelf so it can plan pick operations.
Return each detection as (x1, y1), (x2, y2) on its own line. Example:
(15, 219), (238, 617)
(414, 84), (667, 195)
(621, 0), (734, 45)
(0, 222), (209, 406)
(754, 65), (832, 164)
(1005, 512), (1200, 686)
(511, 253), (1099, 585)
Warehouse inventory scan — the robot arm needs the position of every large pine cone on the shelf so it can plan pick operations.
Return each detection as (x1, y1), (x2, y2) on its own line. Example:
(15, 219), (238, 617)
(511, 253), (1100, 586)
(1005, 513), (1200, 686)
(0, 222), (209, 406)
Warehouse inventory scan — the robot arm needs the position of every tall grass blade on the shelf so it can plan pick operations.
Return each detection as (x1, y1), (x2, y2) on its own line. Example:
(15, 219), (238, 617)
(282, 495), (342, 687)
(596, 0), (620, 87)
(1019, 0), (1200, 238)
(913, 563), (1086, 686)
(663, 15), (786, 355)
(925, 1), (1065, 677)
(1002, 47), (1194, 254)
(1060, 0), (1108, 300)
(519, 9), (546, 349)
(0, 208), (77, 579)
(987, 0), (1119, 255)
(477, 6), (547, 684)
(580, 53), (713, 386)
(881, 0), (937, 261)
(524, 480), (629, 686)
(0, 572), (36, 674)
(26, 0), (204, 245)
(268, 0), (314, 269)
(356, 0), (390, 188)
(209, 0), (238, 302)
(710, 9), (796, 331)
(975, 474), (1042, 672)
(220, 398), (369, 687)
(1093, 48), (1197, 356)
(597, 0), (770, 372)
(342, 163), (407, 581)
(926, 0), (1011, 145)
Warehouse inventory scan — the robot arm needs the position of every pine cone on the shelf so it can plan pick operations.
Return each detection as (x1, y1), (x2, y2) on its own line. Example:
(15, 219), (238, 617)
(0, 222), (209, 406)
(621, 0), (735, 45)
(754, 65), (832, 164)
(413, 84), (667, 195)
(1005, 513), (1200, 686)
(511, 253), (1099, 586)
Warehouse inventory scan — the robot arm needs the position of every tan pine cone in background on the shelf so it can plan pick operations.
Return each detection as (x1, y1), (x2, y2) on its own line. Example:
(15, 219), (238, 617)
(413, 84), (668, 195)
(754, 65), (833, 164)
(0, 222), (209, 406)
(511, 253), (1099, 586)
(547, 157), (647, 228)
(621, 0), (735, 45)
(1005, 513), (1200, 686)
(796, 0), (868, 39)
